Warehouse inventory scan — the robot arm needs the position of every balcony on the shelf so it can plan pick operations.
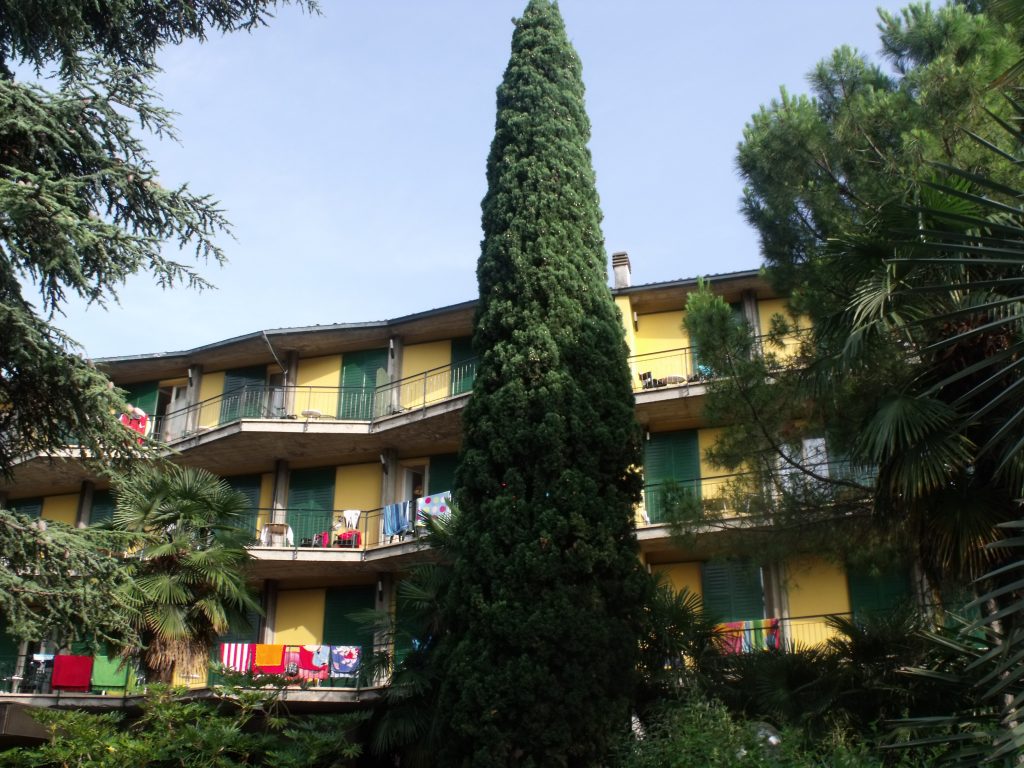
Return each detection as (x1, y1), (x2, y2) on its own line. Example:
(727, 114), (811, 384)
(638, 464), (874, 530)
(150, 359), (478, 443)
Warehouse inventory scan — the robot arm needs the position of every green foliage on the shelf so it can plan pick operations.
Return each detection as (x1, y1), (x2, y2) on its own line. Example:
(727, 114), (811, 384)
(0, 507), (140, 647)
(692, 1), (1024, 592)
(113, 465), (261, 681)
(0, 0), (315, 477)
(895, 519), (1024, 765)
(434, 1), (647, 764)
(612, 697), (927, 768)
(0, 683), (363, 767)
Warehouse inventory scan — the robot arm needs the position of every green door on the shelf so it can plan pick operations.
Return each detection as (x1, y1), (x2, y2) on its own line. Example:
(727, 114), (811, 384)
(219, 366), (267, 423)
(427, 453), (459, 495)
(323, 586), (375, 684)
(701, 560), (766, 623)
(339, 349), (387, 420)
(225, 475), (262, 541)
(287, 467), (335, 546)
(847, 563), (913, 620)
(90, 489), (115, 526)
(643, 430), (700, 523)
(450, 337), (476, 396)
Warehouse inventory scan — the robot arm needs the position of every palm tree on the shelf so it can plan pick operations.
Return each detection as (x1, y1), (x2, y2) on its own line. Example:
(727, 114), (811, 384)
(112, 465), (261, 683)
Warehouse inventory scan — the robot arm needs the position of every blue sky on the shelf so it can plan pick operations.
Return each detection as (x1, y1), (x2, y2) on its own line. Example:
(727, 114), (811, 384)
(57, 1), (906, 358)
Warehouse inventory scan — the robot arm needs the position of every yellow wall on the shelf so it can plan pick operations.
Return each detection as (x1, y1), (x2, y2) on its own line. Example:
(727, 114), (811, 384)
(633, 310), (694, 382)
(42, 494), (78, 525)
(256, 473), (274, 534)
(400, 340), (451, 409)
(652, 562), (703, 599)
(615, 296), (637, 356)
(756, 298), (803, 362)
(197, 370), (225, 428)
(273, 589), (326, 645)
(334, 463), (383, 547)
(698, 428), (725, 501)
(171, 662), (208, 689)
(293, 355), (342, 416)
(785, 557), (851, 647)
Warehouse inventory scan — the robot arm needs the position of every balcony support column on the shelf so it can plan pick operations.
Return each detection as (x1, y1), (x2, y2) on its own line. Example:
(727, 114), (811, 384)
(379, 449), (399, 506)
(260, 580), (278, 644)
(282, 350), (298, 417)
(741, 289), (760, 330)
(386, 336), (403, 417)
(76, 480), (94, 528)
(185, 364), (203, 434)
(270, 459), (290, 526)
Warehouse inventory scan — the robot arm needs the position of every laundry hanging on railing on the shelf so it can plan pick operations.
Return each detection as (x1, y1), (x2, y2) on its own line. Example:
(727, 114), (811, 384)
(330, 646), (361, 677)
(220, 643), (255, 673)
(220, 643), (360, 681)
(715, 618), (781, 654)
(383, 501), (413, 537)
(51, 654), (94, 691)
(252, 643), (285, 674)
(416, 491), (452, 525)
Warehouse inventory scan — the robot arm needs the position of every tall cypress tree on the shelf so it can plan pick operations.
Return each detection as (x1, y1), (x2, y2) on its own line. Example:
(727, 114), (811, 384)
(436, 2), (646, 764)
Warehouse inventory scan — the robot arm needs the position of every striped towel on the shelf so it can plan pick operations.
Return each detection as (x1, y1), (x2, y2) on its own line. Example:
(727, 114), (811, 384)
(716, 618), (781, 653)
(220, 643), (254, 673)
(330, 646), (361, 677)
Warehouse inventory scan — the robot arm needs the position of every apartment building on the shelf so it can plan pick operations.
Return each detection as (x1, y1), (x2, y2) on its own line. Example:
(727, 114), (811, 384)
(0, 256), (914, 699)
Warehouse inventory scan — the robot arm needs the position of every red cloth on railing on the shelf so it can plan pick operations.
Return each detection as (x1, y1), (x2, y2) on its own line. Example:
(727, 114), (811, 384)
(52, 654), (94, 691)
(334, 530), (361, 548)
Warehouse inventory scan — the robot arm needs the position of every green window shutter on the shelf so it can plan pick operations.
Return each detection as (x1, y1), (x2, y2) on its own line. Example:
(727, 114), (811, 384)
(220, 366), (267, 423)
(339, 349), (387, 420)
(225, 475), (262, 539)
(90, 490), (115, 526)
(847, 563), (913, 619)
(701, 560), (766, 623)
(287, 467), (335, 545)
(124, 381), (159, 416)
(9, 498), (42, 519)
(643, 430), (700, 523)
(427, 453), (459, 494)
(221, 601), (262, 644)
(450, 337), (476, 396)
(323, 586), (375, 683)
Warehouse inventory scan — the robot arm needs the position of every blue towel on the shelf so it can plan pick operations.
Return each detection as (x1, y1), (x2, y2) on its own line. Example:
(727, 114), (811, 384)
(383, 501), (411, 537)
(330, 646), (361, 676)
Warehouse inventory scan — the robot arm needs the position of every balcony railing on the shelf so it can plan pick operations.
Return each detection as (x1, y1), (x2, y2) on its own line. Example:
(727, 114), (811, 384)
(639, 463), (875, 527)
(711, 613), (851, 653)
(629, 346), (707, 392)
(372, 359), (476, 419)
(149, 360), (478, 441)
(244, 493), (450, 553)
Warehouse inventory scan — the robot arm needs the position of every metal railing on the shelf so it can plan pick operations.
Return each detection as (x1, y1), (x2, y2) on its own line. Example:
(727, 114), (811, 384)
(372, 359), (476, 419)
(149, 360), (478, 441)
(710, 614), (850, 652)
(245, 496), (446, 552)
(629, 346), (706, 392)
(638, 463), (875, 527)
(627, 333), (808, 394)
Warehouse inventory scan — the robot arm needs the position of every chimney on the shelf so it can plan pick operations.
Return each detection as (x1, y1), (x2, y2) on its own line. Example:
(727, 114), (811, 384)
(611, 251), (631, 289)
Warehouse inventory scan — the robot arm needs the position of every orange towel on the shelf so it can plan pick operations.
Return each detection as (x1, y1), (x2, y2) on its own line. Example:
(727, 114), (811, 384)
(253, 644), (285, 673)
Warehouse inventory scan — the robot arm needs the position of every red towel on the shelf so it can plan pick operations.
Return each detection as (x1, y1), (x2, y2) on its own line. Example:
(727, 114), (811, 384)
(296, 646), (328, 680)
(52, 655), (94, 691)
